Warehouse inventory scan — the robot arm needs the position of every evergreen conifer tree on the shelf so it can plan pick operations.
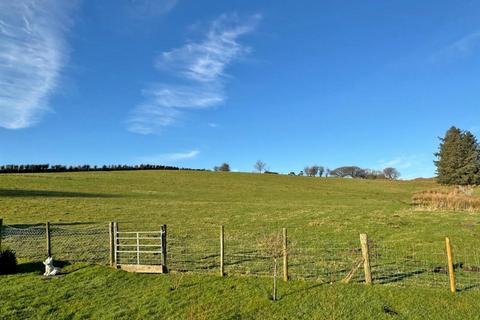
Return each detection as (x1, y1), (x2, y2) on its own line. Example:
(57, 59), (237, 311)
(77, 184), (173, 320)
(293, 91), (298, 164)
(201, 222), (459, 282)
(457, 131), (480, 185)
(435, 127), (480, 185)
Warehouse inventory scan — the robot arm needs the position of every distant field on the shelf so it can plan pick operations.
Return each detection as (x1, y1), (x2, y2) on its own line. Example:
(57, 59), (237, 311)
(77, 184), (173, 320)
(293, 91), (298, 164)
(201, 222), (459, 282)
(2, 171), (480, 319)
(0, 171), (456, 233)
(1, 171), (479, 241)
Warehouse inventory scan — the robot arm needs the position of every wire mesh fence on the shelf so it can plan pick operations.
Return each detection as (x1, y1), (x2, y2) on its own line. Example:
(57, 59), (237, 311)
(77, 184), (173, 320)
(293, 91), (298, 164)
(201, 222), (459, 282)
(369, 239), (480, 290)
(168, 224), (219, 273)
(369, 240), (449, 288)
(50, 224), (109, 264)
(1, 224), (45, 261)
(1, 221), (480, 291)
(1, 223), (109, 265)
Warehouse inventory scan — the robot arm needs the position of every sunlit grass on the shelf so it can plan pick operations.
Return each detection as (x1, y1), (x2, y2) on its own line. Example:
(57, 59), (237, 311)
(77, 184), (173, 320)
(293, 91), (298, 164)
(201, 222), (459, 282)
(2, 171), (480, 318)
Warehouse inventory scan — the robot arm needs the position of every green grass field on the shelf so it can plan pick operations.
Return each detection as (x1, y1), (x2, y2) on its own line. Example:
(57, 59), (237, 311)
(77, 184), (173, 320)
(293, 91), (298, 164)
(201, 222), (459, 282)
(2, 171), (480, 319)
(1, 170), (472, 240)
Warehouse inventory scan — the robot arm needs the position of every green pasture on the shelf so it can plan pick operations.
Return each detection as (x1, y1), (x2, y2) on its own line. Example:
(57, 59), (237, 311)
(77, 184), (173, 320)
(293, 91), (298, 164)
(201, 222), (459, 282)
(1, 171), (480, 319)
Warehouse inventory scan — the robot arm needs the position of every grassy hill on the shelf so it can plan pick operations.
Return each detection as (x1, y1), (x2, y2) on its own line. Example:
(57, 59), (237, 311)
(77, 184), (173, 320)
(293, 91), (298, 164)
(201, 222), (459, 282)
(1, 170), (478, 241)
(1, 171), (480, 319)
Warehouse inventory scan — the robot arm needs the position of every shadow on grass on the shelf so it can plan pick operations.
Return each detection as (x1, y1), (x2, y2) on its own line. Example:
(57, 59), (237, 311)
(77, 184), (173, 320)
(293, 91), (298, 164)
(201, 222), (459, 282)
(280, 282), (328, 299)
(0, 189), (116, 198)
(375, 269), (427, 284)
(458, 284), (480, 292)
(16, 260), (72, 274)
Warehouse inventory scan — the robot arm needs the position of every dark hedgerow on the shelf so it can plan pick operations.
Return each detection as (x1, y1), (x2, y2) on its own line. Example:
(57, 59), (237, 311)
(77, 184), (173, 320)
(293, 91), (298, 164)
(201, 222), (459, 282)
(0, 249), (17, 275)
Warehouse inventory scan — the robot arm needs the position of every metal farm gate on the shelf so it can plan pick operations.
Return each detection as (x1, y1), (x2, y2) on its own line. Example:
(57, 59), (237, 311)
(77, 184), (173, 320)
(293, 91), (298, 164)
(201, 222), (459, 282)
(112, 223), (167, 273)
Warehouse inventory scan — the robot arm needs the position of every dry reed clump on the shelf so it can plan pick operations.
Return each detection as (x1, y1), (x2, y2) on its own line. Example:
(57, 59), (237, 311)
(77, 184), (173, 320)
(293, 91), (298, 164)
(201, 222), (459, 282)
(412, 186), (480, 212)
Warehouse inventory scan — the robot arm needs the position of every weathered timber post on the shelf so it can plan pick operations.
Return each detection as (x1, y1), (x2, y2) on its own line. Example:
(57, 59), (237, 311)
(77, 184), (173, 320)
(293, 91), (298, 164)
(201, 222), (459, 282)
(136, 232), (140, 265)
(273, 257), (278, 301)
(0, 218), (3, 251)
(445, 237), (456, 293)
(360, 233), (372, 285)
(220, 225), (225, 276)
(113, 222), (119, 268)
(46, 222), (51, 257)
(283, 228), (288, 282)
(161, 224), (168, 273)
(109, 222), (115, 267)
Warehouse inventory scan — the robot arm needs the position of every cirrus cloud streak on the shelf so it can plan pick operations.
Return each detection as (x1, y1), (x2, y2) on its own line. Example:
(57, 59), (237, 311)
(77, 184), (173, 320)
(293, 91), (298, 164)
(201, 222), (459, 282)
(127, 13), (261, 134)
(136, 149), (200, 164)
(0, 0), (75, 129)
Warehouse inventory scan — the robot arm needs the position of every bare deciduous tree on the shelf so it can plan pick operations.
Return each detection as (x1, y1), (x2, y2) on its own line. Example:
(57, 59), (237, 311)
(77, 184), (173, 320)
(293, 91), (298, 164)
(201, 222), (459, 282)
(304, 165), (321, 177)
(214, 163), (231, 172)
(318, 166), (325, 177)
(383, 167), (400, 180)
(304, 166), (311, 176)
(330, 166), (366, 178)
(254, 160), (267, 173)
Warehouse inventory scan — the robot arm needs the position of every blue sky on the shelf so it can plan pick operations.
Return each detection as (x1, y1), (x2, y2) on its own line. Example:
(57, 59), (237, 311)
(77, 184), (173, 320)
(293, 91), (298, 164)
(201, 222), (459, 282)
(1, 0), (480, 179)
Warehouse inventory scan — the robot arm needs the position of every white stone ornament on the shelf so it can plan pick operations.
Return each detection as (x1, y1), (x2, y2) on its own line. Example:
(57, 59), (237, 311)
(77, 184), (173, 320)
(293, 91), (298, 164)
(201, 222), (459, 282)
(43, 257), (60, 276)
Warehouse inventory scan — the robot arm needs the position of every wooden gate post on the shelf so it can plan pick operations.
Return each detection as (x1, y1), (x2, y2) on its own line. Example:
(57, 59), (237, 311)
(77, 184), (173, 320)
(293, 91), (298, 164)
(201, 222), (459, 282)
(445, 237), (456, 293)
(220, 225), (225, 277)
(113, 222), (119, 268)
(109, 222), (115, 267)
(46, 222), (51, 257)
(161, 224), (168, 273)
(283, 228), (288, 282)
(0, 218), (3, 251)
(360, 233), (372, 285)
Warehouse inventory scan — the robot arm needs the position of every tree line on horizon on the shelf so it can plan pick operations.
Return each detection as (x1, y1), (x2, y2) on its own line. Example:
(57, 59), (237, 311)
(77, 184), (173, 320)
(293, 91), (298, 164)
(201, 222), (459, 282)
(0, 160), (401, 180)
(0, 164), (206, 174)
(298, 165), (400, 180)
(7, 126), (475, 183)
(212, 160), (401, 180)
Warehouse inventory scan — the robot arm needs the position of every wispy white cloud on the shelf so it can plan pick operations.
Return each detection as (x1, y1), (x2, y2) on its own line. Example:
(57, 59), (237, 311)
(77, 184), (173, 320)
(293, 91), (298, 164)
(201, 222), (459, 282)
(128, 13), (261, 134)
(380, 156), (415, 170)
(125, 0), (178, 18)
(0, 0), (75, 129)
(378, 154), (435, 180)
(447, 31), (480, 54)
(137, 149), (200, 164)
(431, 31), (480, 62)
(156, 13), (260, 82)
(208, 122), (219, 128)
(127, 104), (180, 135)
(144, 83), (224, 109)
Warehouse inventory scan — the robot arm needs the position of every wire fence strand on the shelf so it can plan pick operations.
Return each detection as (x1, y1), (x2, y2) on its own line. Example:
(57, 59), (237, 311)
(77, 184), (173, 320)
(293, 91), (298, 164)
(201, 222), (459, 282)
(2, 222), (480, 291)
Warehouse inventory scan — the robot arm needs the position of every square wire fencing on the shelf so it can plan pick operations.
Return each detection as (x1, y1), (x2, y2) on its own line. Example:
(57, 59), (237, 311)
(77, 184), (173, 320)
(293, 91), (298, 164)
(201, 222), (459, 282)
(1, 219), (480, 292)
(0, 221), (110, 265)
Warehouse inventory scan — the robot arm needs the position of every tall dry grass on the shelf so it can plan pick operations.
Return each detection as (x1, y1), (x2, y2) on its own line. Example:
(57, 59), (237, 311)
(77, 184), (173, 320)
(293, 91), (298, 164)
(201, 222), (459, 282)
(412, 186), (480, 212)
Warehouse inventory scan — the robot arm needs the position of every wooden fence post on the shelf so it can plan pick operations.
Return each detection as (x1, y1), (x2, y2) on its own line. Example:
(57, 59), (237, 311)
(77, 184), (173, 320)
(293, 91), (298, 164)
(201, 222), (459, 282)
(220, 225), (225, 277)
(0, 218), (3, 251)
(46, 222), (51, 257)
(283, 227), (288, 282)
(109, 222), (114, 267)
(445, 237), (456, 293)
(113, 222), (119, 268)
(360, 233), (372, 285)
(273, 257), (278, 301)
(161, 224), (168, 273)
